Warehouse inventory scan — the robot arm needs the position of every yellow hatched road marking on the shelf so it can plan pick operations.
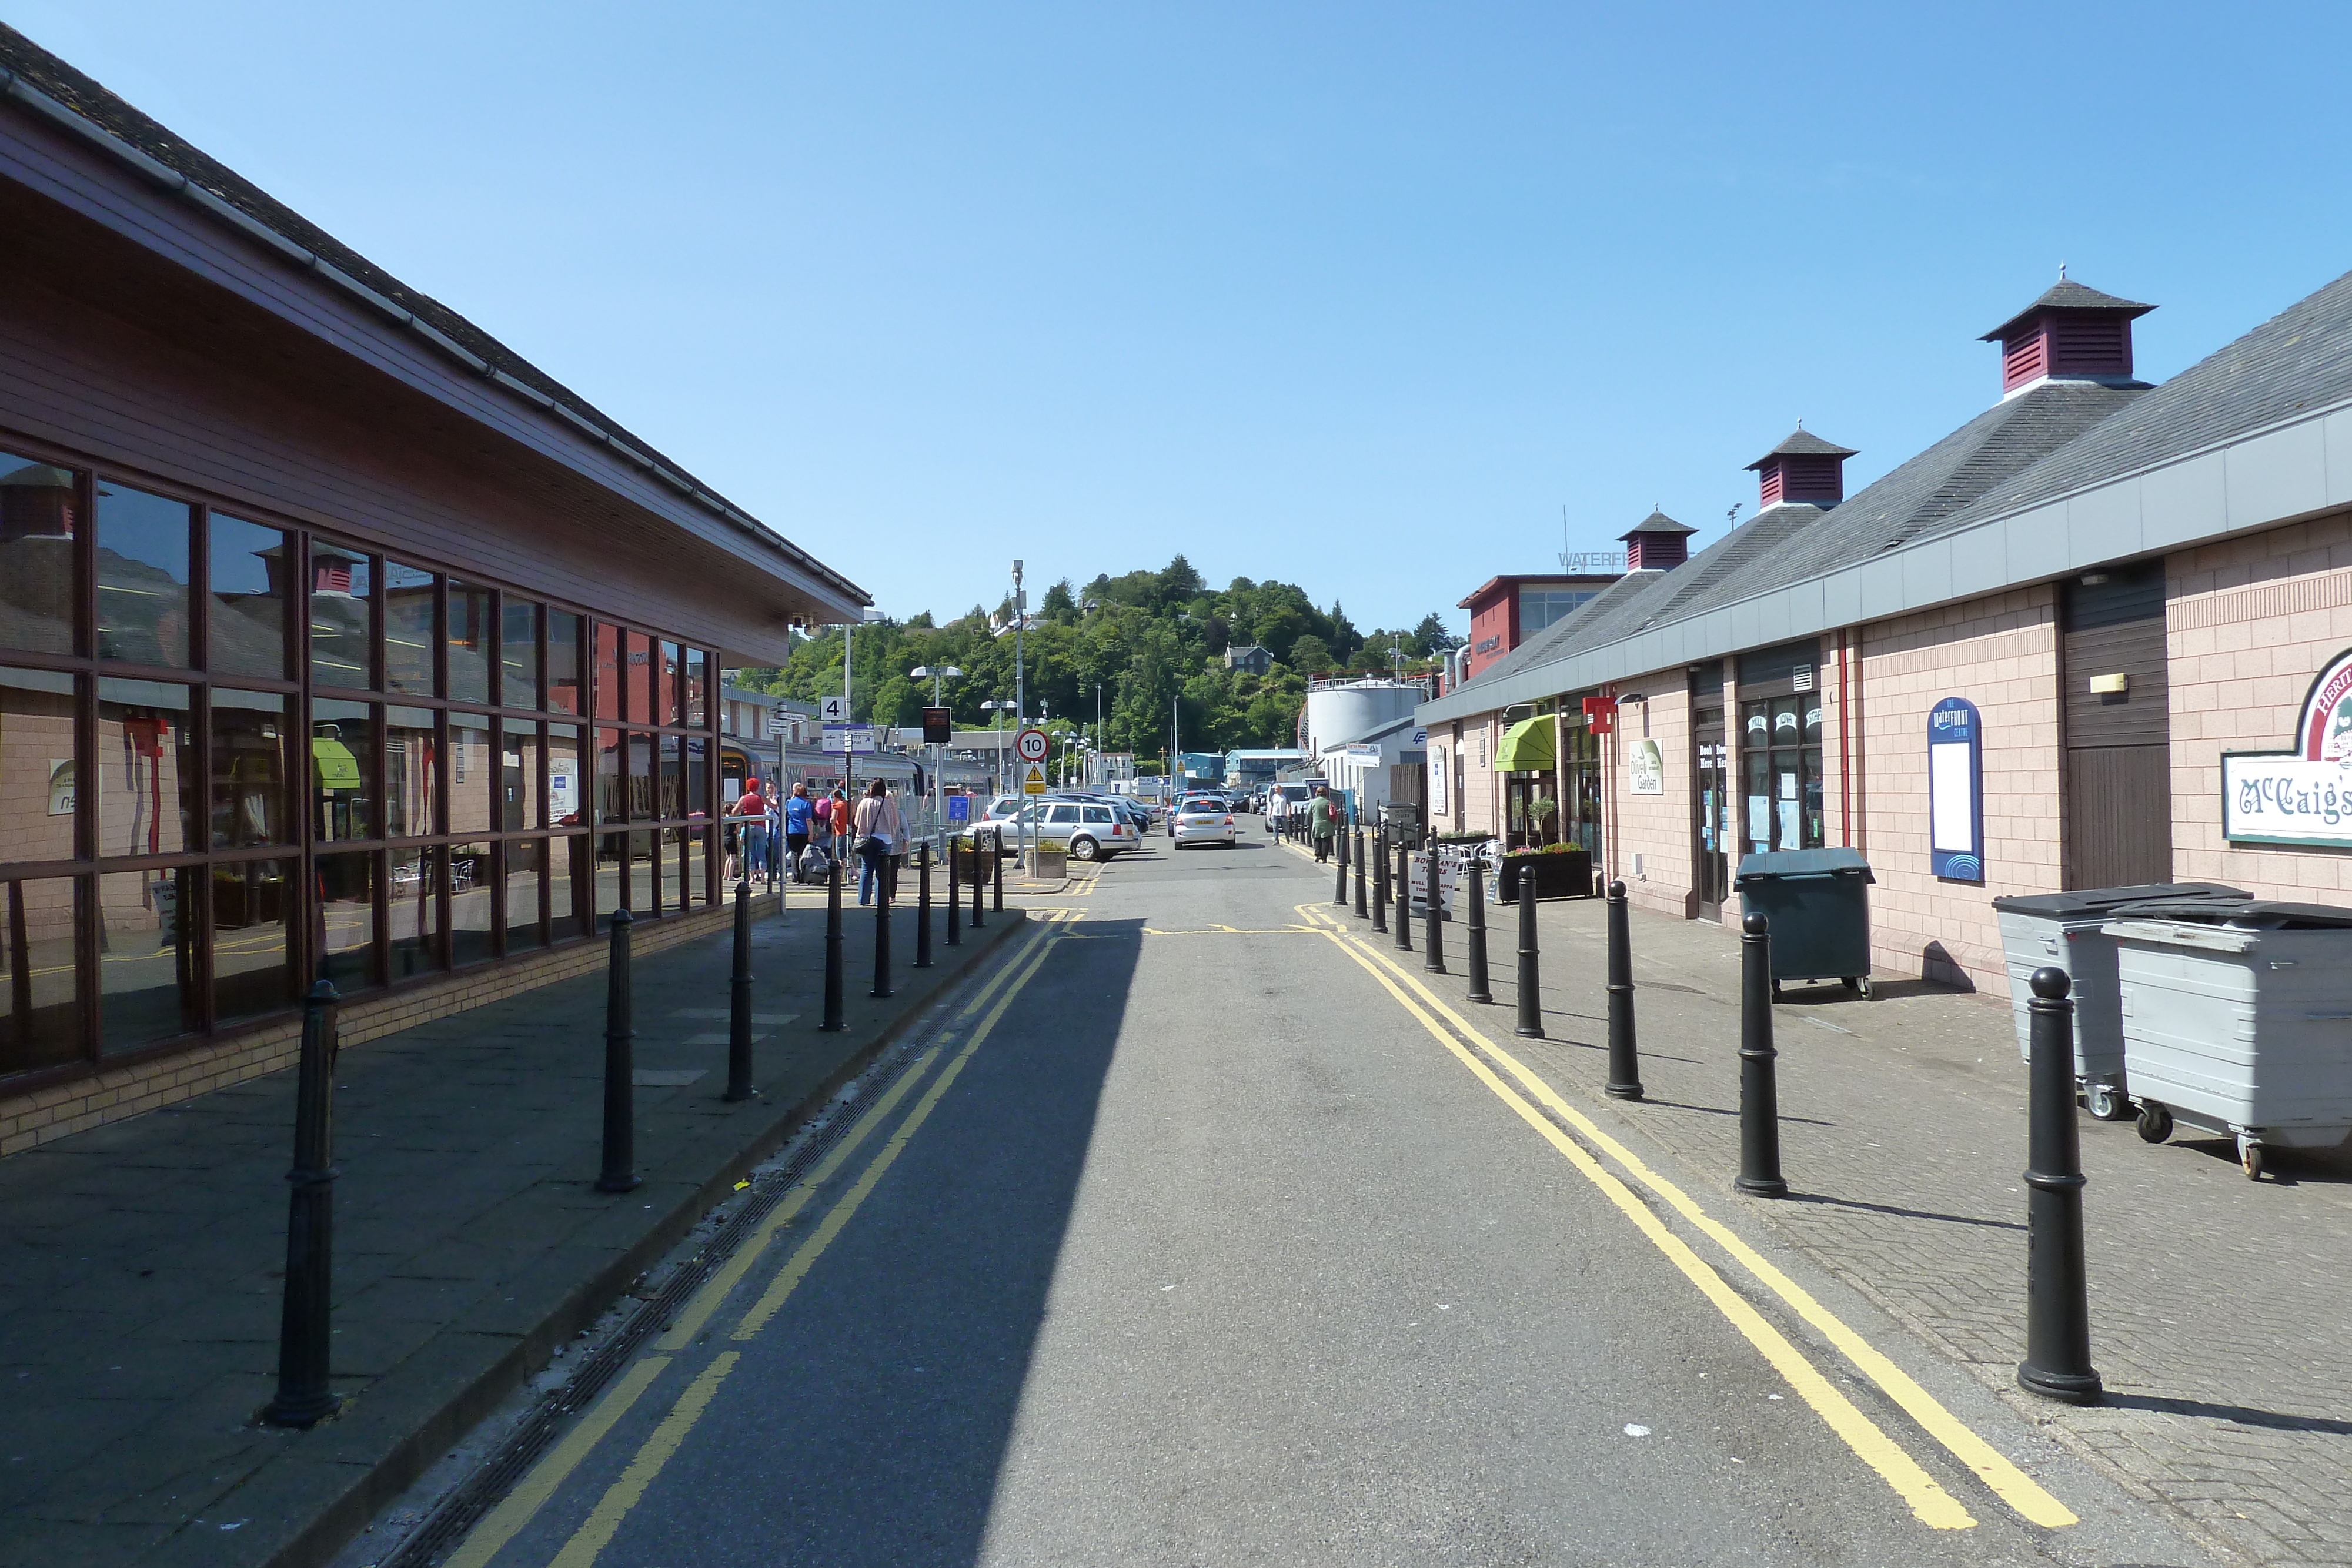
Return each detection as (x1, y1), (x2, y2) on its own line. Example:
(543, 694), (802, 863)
(1315, 928), (1975, 1530)
(1339, 932), (2078, 1531)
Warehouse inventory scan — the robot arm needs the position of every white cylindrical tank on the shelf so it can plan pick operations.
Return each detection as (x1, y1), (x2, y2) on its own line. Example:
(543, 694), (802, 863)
(1305, 681), (1418, 754)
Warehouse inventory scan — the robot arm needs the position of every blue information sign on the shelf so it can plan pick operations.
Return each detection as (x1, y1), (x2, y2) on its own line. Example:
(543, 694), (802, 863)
(946, 794), (971, 824)
(1927, 697), (1983, 882)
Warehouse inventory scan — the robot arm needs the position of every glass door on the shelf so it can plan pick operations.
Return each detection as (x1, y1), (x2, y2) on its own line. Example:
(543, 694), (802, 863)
(1692, 708), (1726, 917)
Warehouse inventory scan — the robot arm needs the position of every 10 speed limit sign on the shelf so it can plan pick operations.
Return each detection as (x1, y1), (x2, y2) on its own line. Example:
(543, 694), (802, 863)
(1014, 727), (1050, 764)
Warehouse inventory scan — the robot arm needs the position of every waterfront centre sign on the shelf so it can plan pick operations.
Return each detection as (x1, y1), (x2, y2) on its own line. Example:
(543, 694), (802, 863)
(2222, 646), (2352, 846)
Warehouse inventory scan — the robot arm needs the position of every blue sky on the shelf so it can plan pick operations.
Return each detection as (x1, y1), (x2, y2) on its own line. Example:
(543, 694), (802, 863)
(16, 2), (2352, 636)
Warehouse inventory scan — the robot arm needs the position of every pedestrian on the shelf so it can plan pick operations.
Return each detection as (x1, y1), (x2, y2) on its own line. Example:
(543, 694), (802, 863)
(784, 782), (816, 874)
(1310, 784), (1339, 862)
(853, 778), (903, 906)
(828, 788), (852, 864)
(731, 777), (767, 885)
(764, 785), (784, 884)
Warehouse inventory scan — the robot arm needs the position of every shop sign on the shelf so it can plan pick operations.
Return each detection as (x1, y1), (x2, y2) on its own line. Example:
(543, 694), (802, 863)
(549, 758), (580, 820)
(47, 759), (75, 815)
(1927, 697), (1983, 882)
(1431, 745), (1449, 813)
(2223, 646), (2352, 845)
(1628, 738), (1663, 795)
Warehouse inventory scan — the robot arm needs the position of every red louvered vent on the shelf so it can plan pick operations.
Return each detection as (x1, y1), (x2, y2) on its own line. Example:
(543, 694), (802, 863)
(1626, 531), (1688, 571)
(2048, 316), (2131, 377)
(2001, 332), (2049, 392)
(1758, 466), (1784, 507)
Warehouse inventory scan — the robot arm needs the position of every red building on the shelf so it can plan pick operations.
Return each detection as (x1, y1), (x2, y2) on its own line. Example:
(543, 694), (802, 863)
(1457, 571), (1626, 682)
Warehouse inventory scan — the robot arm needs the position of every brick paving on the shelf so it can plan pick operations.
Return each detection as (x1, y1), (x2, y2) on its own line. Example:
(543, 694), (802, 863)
(0, 880), (1031, 1568)
(1464, 891), (2352, 1567)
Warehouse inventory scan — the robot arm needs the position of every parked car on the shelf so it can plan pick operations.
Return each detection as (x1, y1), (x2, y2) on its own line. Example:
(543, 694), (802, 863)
(1173, 797), (1241, 848)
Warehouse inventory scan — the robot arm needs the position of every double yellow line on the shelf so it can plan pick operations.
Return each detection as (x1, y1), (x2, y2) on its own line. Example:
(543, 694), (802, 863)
(1292, 902), (2076, 1534)
(447, 910), (1080, 1568)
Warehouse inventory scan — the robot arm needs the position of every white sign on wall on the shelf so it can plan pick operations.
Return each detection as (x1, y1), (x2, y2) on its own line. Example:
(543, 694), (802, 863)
(2224, 645), (2352, 846)
(1628, 738), (1664, 796)
(1431, 745), (1449, 814)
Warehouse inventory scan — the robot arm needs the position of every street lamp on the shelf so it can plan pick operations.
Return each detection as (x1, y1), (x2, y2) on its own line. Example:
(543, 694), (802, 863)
(981, 699), (1015, 795)
(910, 666), (963, 837)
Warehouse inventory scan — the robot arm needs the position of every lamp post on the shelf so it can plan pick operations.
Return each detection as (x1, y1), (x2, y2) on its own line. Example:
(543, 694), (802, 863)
(911, 664), (961, 845)
(982, 700), (1014, 797)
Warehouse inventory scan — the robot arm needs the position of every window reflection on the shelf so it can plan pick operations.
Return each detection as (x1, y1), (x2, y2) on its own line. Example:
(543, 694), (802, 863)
(659, 734), (683, 820)
(552, 834), (588, 942)
(208, 516), (288, 679)
(314, 851), (377, 994)
(451, 842), (493, 965)
(447, 580), (490, 704)
(312, 699), (376, 841)
(211, 857), (293, 1022)
(627, 631), (654, 724)
(2, 666), (80, 865)
(505, 839), (546, 953)
(594, 623), (624, 723)
(547, 612), (581, 714)
(656, 641), (679, 726)
(98, 866), (199, 1052)
(210, 690), (286, 849)
(502, 719), (539, 831)
(96, 678), (196, 857)
(2, 875), (83, 1076)
(96, 483), (193, 666)
(0, 452), (80, 656)
(386, 707), (440, 838)
(683, 648), (707, 726)
(548, 724), (583, 827)
(502, 599), (539, 709)
(309, 548), (373, 690)
(385, 562), (436, 695)
(389, 845), (442, 978)
(449, 717), (493, 837)
(597, 727), (625, 825)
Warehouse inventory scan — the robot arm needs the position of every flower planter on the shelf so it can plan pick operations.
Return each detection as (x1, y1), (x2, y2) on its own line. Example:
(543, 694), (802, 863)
(1498, 850), (1593, 903)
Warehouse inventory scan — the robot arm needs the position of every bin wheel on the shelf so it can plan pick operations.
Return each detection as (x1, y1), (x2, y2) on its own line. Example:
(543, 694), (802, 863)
(2136, 1102), (2173, 1144)
(1842, 975), (1875, 999)
(2238, 1136), (2266, 1181)
(2086, 1083), (2127, 1121)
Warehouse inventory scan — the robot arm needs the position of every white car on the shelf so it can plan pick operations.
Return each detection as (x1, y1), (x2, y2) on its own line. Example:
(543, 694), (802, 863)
(960, 797), (1138, 861)
(1172, 798), (1241, 848)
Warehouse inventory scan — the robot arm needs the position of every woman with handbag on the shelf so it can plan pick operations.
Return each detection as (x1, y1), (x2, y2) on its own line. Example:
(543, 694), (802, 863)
(852, 778), (903, 907)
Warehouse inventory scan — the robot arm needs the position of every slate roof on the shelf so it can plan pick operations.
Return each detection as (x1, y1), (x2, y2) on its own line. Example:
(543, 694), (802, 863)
(0, 23), (860, 601)
(1621, 509), (1696, 538)
(1980, 278), (2156, 341)
(1746, 427), (1858, 467)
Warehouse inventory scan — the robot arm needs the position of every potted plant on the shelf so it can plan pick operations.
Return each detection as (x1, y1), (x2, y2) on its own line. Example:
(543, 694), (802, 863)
(1498, 839), (1594, 902)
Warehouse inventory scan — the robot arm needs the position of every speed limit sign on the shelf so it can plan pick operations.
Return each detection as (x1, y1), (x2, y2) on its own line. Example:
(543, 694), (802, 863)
(1014, 727), (1050, 764)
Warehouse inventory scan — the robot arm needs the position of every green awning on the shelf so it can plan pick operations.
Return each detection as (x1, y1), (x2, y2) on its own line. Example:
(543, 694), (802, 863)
(1495, 716), (1554, 773)
(312, 737), (361, 791)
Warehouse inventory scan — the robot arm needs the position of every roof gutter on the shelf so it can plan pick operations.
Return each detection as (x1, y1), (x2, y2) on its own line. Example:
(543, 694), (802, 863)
(0, 65), (868, 611)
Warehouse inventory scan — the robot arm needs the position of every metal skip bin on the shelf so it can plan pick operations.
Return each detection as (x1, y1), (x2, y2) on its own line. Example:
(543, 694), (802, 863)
(1991, 883), (2249, 1121)
(1733, 847), (1875, 998)
(2104, 899), (2352, 1179)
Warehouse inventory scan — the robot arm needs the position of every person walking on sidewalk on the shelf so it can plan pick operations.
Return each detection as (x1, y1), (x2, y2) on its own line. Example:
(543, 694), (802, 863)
(730, 778), (769, 885)
(1310, 784), (1339, 862)
(853, 778), (903, 906)
(828, 789), (853, 865)
(784, 782), (816, 873)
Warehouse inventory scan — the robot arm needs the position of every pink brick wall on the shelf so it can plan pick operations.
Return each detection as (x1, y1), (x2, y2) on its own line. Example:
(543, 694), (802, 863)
(1460, 715), (1502, 837)
(1608, 673), (1695, 920)
(1857, 586), (2063, 990)
(2170, 512), (2352, 900)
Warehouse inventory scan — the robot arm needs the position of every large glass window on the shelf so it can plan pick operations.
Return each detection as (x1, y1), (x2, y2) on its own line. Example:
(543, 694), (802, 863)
(450, 842), (494, 966)
(386, 707), (440, 838)
(385, 562), (436, 696)
(209, 690), (286, 849)
(0, 452), (79, 657)
(659, 734), (684, 820)
(309, 549), (373, 690)
(96, 483), (193, 667)
(210, 857), (293, 1023)
(1741, 696), (1826, 854)
(2, 667), (81, 865)
(596, 728), (626, 825)
(505, 840), (546, 954)
(98, 865), (199, 1053)
(548, 724), (583, 827)
(627, 631), (654, 724)
(684, 647), (707, 726)
(502, 599), (539, 709)
(389, 845), (441, 978)
(656, 641), (680, 726)
(547, 612), (581, 715)
(2, 875), (82, 1075)
(96, 679), (196, 857)
(1519, 587), (1598, 636)
(449, 717), (493, 837)
(312, 699), (376, 841)
(594, 624), (624, 723)
(553, 834), (589, 943)
(208, 516), (288, 679)
(502, 719), (540, 831)
(447, 580), (492, 704)
(315, 850), (377, 994)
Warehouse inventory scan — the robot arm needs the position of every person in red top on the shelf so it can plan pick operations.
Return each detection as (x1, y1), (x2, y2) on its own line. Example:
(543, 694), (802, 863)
(729, 781), (768, 884)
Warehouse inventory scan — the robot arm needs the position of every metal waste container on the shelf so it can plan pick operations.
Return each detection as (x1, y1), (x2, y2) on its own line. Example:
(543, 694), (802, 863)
(2104, 898), (2352, 1179)
(1735, 848), (1875, 998)
(1991, 883), (2248, 1120)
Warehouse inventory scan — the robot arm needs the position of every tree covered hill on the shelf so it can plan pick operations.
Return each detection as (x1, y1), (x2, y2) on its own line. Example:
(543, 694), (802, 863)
(738, 556), (1459, 760)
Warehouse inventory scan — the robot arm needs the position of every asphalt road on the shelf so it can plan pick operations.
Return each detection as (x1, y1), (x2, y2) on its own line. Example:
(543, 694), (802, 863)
(430, 827), (2213, 1568)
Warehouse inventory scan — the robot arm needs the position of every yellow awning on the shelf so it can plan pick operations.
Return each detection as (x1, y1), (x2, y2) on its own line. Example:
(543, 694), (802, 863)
(1495, 716), (1554, 773)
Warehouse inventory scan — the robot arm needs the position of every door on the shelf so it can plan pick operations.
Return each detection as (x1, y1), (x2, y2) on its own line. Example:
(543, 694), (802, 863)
(2062, 563), (2171, 889)
(1692, 707), (1728, 919)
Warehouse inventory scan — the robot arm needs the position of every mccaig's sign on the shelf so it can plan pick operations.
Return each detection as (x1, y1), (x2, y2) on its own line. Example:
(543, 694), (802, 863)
(2223, 646), (2352, 845)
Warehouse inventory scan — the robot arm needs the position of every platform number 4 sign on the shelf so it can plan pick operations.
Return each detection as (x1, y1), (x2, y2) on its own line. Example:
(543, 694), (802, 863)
(820, 696), (847, 723)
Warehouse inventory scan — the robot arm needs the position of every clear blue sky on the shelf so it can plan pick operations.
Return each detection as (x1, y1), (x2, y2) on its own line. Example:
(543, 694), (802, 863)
(18, 2), (2352, 636)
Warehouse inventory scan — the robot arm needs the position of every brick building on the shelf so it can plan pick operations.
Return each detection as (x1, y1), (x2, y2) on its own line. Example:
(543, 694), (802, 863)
(1419, 269), (2352, 992)
(0, 31), (864, 1152)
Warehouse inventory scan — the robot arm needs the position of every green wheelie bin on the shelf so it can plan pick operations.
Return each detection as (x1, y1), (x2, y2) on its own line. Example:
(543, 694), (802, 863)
(1734, 847), (1876, 999)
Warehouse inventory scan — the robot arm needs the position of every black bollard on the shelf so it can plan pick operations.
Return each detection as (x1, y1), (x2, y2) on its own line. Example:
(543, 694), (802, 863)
(1424, 842), (1446, 973)
(1604, 880), (1643, 1101)
(820, 861), (846, 1031)
(970, 834), (985, 929)
(596, 910), (640, 1193)
(1334, 825), (1349, 904)
(1371, 830), (1389, 934)
(1354, 830), (1369, 919)
(2018, 967), (2103, 1404)
(1394, 844), (1414, 952)
(724, 882), (756, 1102)
(915, 844), (934, 968)
(1514, 878), (1544, 1038)
(993, 828), (1004, 913)
(265, 980), (342, 1427)
(1735, 912), (1788, 1198)
(1464, 858), (1492, 1004)
(871, 851), (893, 999)
(946, 840), (962, 948)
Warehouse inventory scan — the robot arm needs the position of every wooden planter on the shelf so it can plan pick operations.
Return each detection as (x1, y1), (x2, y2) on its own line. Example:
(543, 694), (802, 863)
(1497, 850), (1593, 902)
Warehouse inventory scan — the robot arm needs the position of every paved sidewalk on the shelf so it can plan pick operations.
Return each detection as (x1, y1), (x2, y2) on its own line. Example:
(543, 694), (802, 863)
(0, 880), (1033, 1568)
(1352, 868), (2352, 1568)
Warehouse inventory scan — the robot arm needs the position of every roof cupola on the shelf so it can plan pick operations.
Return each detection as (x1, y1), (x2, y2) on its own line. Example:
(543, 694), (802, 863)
(1744, 426), (1856, 510)
(1980, 275), (2154, 394)
(1619, 508), (1697, 572)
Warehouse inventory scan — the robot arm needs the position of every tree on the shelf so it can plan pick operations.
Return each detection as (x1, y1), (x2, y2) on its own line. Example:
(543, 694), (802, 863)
(1412, 611), (1460, 652)
(1041, 579), (1077, 621)
(1290, 634), (1334, 674)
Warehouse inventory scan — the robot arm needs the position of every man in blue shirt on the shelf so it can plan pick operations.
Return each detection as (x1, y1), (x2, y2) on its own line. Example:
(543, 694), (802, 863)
(783, 783), (817, 875)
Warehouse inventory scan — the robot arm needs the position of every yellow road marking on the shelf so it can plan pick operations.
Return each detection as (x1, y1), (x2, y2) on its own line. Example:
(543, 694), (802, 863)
(1141, 924), (1323, 936)
(544, 1352), (739, 1568)
(442, 1356), (673, 1568)
(1315, 929), (1975, 1530)
(1341, 933), (2078, 1531)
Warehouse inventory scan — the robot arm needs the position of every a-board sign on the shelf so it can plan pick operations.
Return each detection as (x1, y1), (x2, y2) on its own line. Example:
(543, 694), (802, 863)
(1014, 727), (1050, 764)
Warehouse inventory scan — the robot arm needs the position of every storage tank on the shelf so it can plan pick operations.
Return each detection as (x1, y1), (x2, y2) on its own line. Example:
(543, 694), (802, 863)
(1305, 680), (1419, 754)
